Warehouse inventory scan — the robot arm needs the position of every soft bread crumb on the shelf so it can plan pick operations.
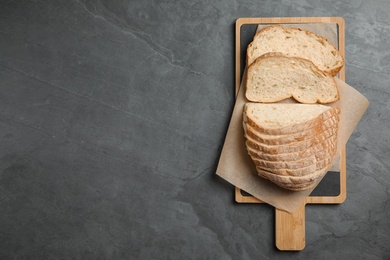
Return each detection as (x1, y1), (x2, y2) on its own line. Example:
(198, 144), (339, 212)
(246, 54), (339, 104)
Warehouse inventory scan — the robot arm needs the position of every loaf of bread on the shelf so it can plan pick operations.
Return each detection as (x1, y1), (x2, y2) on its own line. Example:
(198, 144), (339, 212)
(243, 103), (339, 191)
(246, 25), (344, 76)
(245, 54), (339, 103)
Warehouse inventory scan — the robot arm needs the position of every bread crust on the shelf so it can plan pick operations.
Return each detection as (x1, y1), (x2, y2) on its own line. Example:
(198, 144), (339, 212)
(246, 25), (344, 76)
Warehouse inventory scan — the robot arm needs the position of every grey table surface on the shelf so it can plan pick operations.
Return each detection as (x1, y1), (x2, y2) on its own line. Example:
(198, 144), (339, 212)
(0, 0), (389, 259)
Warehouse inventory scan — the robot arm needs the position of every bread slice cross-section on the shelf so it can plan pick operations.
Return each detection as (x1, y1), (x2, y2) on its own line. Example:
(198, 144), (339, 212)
(245, 54), (339, 104)
(244, 103), (340, 135)
(246, 25), (344, 76)
(243, 102), (339, 191)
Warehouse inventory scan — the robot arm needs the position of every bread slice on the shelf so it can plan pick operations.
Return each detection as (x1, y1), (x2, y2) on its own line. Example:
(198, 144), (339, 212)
(256, 148), (336, 176)
(245, 54), (339, 103)
(244, 115), (338, 145)
(251, 140), (335, 171)
(245, 123), (338, 155)
(252, 154), (317, 169)
(244, 103), (339, 135)
(247, 133), (337, 162)
(246, 25), (344, 76)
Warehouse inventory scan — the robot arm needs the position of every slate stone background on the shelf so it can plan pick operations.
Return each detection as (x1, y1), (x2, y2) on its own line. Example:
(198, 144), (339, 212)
(0, 0), (389, 259)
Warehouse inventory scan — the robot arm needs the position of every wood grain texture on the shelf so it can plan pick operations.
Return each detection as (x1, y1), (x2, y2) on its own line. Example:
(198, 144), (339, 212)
(275, 203), (306, 250)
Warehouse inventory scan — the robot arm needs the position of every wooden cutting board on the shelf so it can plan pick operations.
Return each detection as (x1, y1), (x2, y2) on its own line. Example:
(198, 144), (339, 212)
(235, 17), (346, 251)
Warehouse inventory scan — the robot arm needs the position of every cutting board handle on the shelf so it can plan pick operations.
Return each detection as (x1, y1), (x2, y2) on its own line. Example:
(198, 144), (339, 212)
(275, 204), (306, 250)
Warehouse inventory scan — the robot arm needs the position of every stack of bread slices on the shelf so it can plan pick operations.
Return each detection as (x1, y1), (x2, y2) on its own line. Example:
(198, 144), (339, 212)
(243, 25), (344, 191)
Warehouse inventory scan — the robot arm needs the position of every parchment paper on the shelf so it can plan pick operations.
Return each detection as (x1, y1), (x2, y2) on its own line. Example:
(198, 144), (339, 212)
(216, 23), (370, 213)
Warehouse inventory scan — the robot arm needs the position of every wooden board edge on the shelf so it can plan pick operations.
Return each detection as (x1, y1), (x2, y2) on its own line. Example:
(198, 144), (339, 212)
(236, 17), (344, 25)
(235, 187), (264, 203)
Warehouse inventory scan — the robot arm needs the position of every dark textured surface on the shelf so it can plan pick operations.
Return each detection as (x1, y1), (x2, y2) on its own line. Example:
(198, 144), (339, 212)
(0, 0), (389, 259)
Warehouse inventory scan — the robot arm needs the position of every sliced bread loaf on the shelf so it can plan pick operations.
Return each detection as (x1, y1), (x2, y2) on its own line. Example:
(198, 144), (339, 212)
(246, 25), (344, 76)
(245, 54), (339, 103)
(243, 102), (339, 189)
